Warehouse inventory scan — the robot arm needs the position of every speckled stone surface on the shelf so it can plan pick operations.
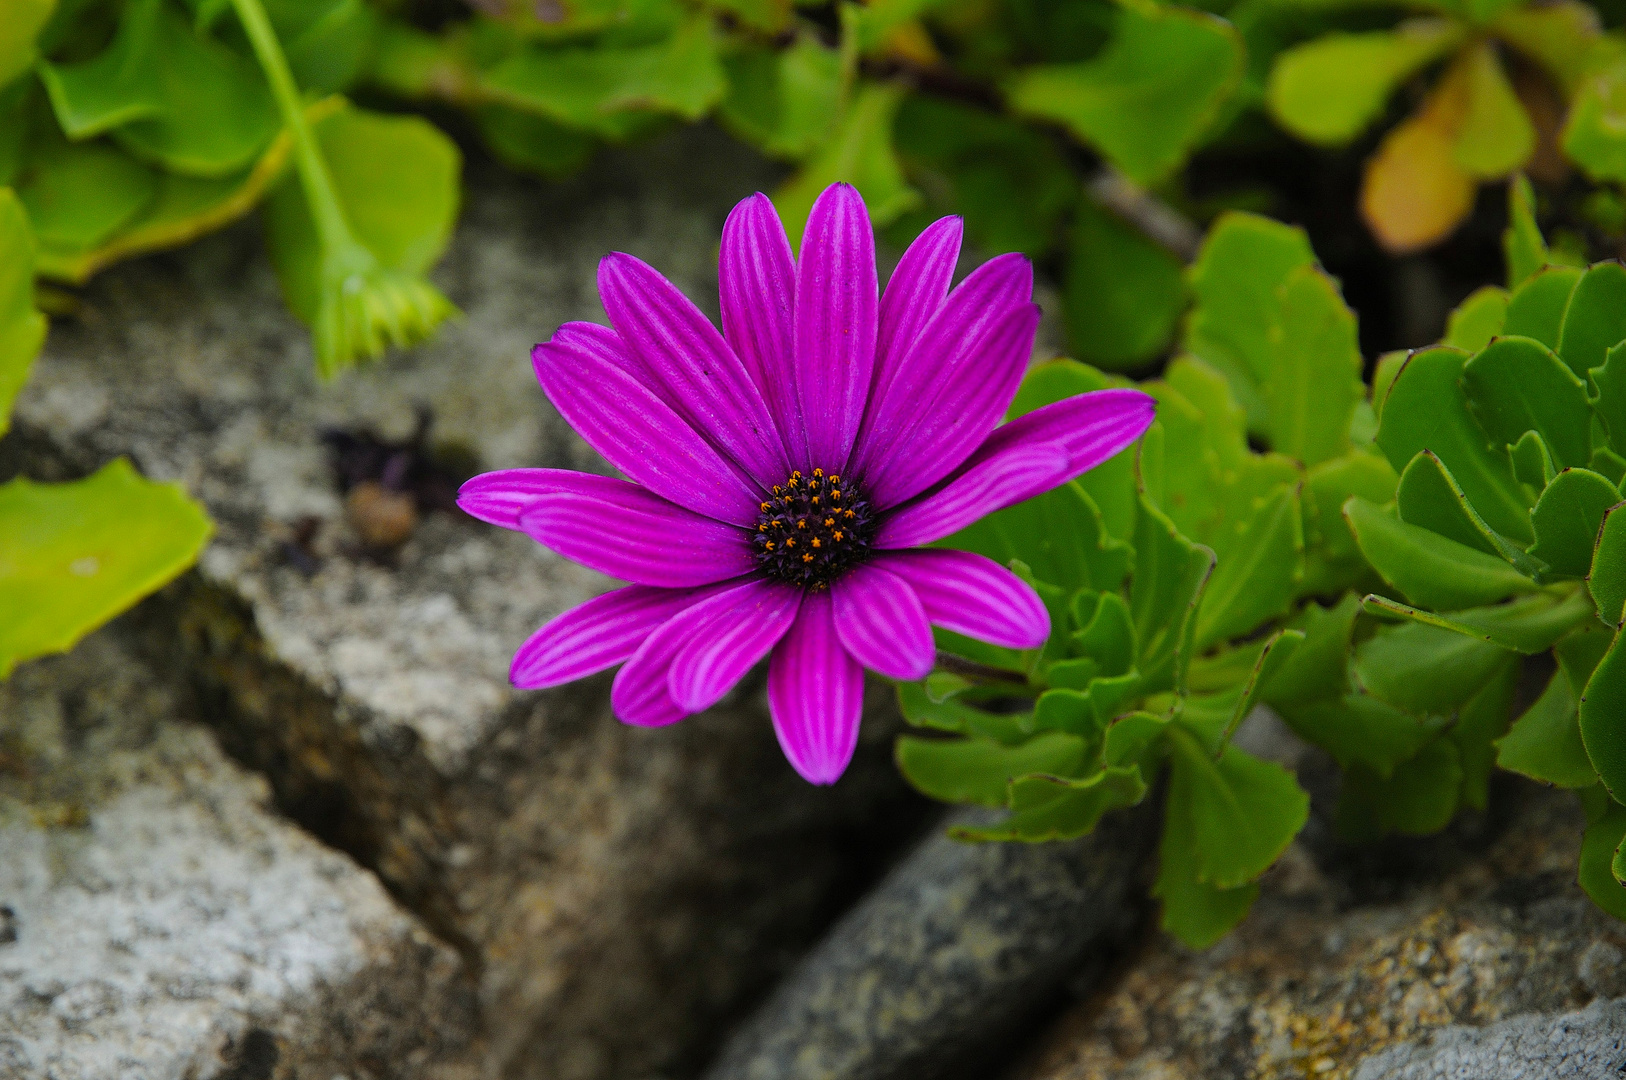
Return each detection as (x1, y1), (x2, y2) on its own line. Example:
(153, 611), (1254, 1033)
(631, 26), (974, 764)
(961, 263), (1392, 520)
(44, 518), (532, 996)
(5, 128), (933, 1080)
(1012, 780), (1624, 1080)
(0, 626), (478, 1080)
(704, 802), (1160, 1080)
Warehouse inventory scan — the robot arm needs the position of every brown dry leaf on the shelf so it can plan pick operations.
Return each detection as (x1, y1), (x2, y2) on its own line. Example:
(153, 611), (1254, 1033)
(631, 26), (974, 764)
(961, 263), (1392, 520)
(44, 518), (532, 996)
(1361, 56), (1478, 253)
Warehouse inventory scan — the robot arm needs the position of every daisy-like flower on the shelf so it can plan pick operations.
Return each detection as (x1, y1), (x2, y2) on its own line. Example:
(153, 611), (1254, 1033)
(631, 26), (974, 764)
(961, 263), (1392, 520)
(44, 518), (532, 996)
(458, 184), (1155, 785)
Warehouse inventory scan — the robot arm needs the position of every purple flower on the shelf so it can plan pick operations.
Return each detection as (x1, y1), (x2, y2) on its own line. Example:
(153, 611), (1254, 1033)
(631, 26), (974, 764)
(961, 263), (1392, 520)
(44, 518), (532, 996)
(458, 184), (1155, 784)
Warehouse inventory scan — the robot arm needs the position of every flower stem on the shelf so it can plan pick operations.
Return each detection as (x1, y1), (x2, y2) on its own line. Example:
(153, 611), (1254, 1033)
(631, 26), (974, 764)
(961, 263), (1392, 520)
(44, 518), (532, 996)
(227, 0), (368, 266)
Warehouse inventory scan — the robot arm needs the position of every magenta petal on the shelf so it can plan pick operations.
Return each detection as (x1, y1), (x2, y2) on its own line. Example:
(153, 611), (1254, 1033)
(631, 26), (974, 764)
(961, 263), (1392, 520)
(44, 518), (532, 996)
(793, 184), (878, 472)
(533, 334), (760, 525)
(768, 590), (865, 785)
(873, 215), (962, 408)
(968, 387), (1157, 483)
(517, 472), (754, 586)
(511, 583), (723, 689)
(611, 580), (755, 727)
(852, 252), (1033, 487)
(869, 303), (1042, 508)
(831, 564), (934, 680)
(458, 469), (555, 530)
(668, 579), (802, 711)
(598, 253), (789, 486)
(721, 193), (805, 463)
(877, 550), (1050, 649)
(876, 443), (1069, 549)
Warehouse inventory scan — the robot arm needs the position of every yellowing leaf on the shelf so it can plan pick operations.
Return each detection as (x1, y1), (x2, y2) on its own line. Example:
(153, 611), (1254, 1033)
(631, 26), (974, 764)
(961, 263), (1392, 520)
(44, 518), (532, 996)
(1360, 73), (1477, 254)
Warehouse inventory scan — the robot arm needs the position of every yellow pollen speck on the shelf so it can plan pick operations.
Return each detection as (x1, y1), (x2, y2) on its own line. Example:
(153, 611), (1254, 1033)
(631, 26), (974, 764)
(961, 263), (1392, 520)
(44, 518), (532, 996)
(773, 485), (782, 494)
(797, 519), (807, 529)
(812, 538), (821, 548)
(760, 501), (770, 512)
(802, 554), (814, 563)
(833, 530), (844, 541)
(811, 496), (820, 505)
(844, 509), (855, 519)
(765, 541), (775, 550)
(832, 490), (842, 499)
(824, 518), (834, 527)
(813, 468), (823, 477)
(786, 538), (795, 548)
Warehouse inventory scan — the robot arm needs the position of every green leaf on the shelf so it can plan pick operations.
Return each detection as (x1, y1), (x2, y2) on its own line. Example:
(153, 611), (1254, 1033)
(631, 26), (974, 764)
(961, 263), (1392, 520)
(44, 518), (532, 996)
(1219, 628), (1305, 744)
(950, 480), (1132, 595)
(1502, 266), (1581, 349)
(1103, 709), (1171, 772)
(1344, 497), (1539, 610)
(1394, 450), (1540, 574)
(1063, 195), (1185, 370)
(1557, 262), (1626, 379)
(1168, 726), (1309, 889)
(718, 35), (841, 160)
(1503, 174), (1546, 288)
(1184, 210), (1316, 431)
(1154, 782), (1260, 950)
(1360, 589), (1598, 655)
(1300, 451), (1398, 595)
(1451, 40), (1533, 178)
(264, 104), (461, 325)
(896, 681), (1031, 744)
(36, 0), (165, 138)
(1510, 430), (1558, 489)
(1194, 480), (1304, 649)
(1007, 360), (1138, 545)
(1530, 469), (1621, 577)
(1006, 4), (1242, 184)
(1371, 350), (1408, 423)
(0, 459), (212, 678)
(1336, 740), (1463, 840)
(1463, 335), (1592, 470)
(1450, 655), (1517, 811)
(1264, 593), (1360, 708)
(1579, 788), (1626, 918)
(480, 17), (726, 132)
(895, 730), (1087, 807)
(1593, 446), (1626, 486)
(1266, 23), (1463, 146)
(1375, 346), (1533, 542)
(773, 81), (919, 245)
(17, 140), (159, 256)
(1593, 341), (1626, 458)
(1580, 628), (1626, 801)
(0, 0), (54, 89)
(0, 188), (46, 436)
(1353, 619), (1515, 716)
(1071, 591), (1136, 678)
(1279, 691), (1450, 776)
(1496, 667), (1596, 787)
(951, 766), (1147, 842)
(1259, 266), (1364, 468)
(1443, 285), (1509, 352)
(1563, 63), (1626, 185)
(1130, 495), (1215, 696)
(474, 105), (596, 181)
(1592, 504), (1626, 627)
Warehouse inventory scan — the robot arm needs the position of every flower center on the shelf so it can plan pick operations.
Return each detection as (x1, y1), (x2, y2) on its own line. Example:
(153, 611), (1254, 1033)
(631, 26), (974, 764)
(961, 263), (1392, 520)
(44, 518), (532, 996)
(752, 468), (877, 589)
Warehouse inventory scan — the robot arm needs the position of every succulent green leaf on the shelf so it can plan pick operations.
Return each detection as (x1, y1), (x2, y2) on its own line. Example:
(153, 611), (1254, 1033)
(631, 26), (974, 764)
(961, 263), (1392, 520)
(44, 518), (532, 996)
(1579, 789), (1626, 918)
(1007, 5), (1243, 184)
(1563, 64), (1626, 185)
(0, 459), (212, 678)
(1492, 1), (1601, 94)
(1130, 495), (1215, 696)
(1154, 786), (1260, 950)
(1395, 450), (1542, 575)
(1557, 262), (1626, 379)
(17, 140), (159, 257)
(0, 189), (45, 437)
(0, 0), (54, 89)
(36, 0), (165, 138)
(1503, 175), (1547, 288)
(1580, 629), (1626, 800)
(1103, 710), (1172, 772)
(1443, 285), (1509, 352)
(1353, 619), (1516, 716)
(1266, 23), (1463, 147)
(1496, 667), (1596, 787)
(1281, 691), (1450, 777)
(1336, 740), (1463, 840)
(718, 35), (841, 160)
(481, 18), (726, 132)
(1220, 629), (1305, 745)
(1360, 589), (1597, 654)
(774, 81), (920, 245)
(1452, 41), (1533, 178)
(1007, 360), (1138, 545)
(1300, 451), (1399, 595)
(950, 479), (1132, 596)
(1371, 351), (1408, 423)
(1264, 593), (1360, 708)
(1593, 341), (1626, 458)
(1071, 591), (1136, 678)
(1063, 196), (1185, 370)
(1451, 656), (1518, 811)
(1168, 726), (1309, 889)
(474, 106), (596, 182)
(1194, 481), (1304, 649)
(896, 730), (1088, 807)
(1344, 497), (1539, 610)
(1510, 430), (1559, 489)
(1375, 346), (1533, 542)
(1561, 621), (1616, 693)
(1530, 469), (1621, 577)
(1463, 335), (1593, 470)
(1592, 504), (1626, 627)
(1261, 266), (1364, 467)
(1503, 266), (1581, 348)
(951, 766), (1147, 842)
(1594, 446), (1626, 486)
(896, 681), (1031, 744)
(264, 104), (461, 325)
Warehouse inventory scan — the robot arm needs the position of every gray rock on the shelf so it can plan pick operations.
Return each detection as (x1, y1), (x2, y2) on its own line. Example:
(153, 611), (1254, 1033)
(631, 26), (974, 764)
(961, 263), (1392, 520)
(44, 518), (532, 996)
(0, 626), (478, 1080)
(704, 803), (1159, 1080)
(1013, 780), (1625, 1080)
(5, 127), (929, 1080)
(1354, 997), (1626, 1080)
